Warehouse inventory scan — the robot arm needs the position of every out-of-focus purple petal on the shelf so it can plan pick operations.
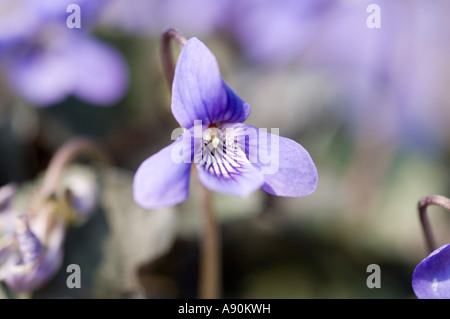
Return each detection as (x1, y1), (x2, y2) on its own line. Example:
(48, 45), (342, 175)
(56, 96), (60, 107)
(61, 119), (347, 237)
(0, 0), (40, 42)
(5, 35), (76, 106)
(72, 35), (129, 106)
(133, 135), (193, 209)
(5, 26), (128, 106)
(172, 38), (249, 128)
(232, 0), (335, 66)
(156, 0), (229, 37)
(100, 0), (229, 37)
(412, 244), (450, 299)
(229, 124), (318, 197)
(99, 0), (160, 36)
(33, 0), (106, 25)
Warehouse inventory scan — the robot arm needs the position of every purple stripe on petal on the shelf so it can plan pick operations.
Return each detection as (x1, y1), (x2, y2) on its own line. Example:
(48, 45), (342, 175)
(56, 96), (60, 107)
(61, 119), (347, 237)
(194, 131), (264, 197)
(412, 244), (450, 299)
(171, 38), (249, 128)
(133, 134), (193, 210)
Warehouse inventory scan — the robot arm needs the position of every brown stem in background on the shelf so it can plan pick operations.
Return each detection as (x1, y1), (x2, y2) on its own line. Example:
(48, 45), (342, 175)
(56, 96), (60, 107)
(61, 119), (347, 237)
(161, 28), (187, 91)
(39, 138), (110, 198)
(418, 195), (450, 253)
(28, 137), (110, 217)
(198, 182), (221, 299)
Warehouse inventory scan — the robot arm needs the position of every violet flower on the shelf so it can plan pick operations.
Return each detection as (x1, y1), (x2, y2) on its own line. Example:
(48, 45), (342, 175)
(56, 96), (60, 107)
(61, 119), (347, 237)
(0, 182), (65, 294)
(99, 0), (230, 37)
(0, 0), (128, 107)
(133, 37), (318, 209)
(1, 214), (65, 294)
(230, 0), (336, 66)
(0, 168), (99, 294)
(412, 244), (450, 299)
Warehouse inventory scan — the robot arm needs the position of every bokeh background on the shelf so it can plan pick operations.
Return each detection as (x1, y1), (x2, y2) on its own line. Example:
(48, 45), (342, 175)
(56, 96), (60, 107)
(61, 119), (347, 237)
(1, 0), (450, 298)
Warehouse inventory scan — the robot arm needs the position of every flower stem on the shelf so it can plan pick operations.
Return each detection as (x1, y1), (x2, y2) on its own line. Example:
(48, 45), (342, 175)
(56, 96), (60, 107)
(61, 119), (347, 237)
(198, 183), (221, 299)
(160, 29), (221, 298)
(418, 195), (450, 253)
(29, 137), (110, 214)
(161, 28), (187, 90)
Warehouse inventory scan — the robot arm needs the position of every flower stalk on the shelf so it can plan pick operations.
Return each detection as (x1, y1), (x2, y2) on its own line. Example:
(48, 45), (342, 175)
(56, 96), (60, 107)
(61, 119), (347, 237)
(28, 137), (109, 218)
(418, 195), (450, 253)
(197, 173), (221, 299)
(161, 28), (187, 90)
(161, 29), (221, 299)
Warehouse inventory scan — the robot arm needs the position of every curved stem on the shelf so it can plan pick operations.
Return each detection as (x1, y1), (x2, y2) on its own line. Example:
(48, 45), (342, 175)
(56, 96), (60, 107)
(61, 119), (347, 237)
(418, 195), (450, 253)
(161, 28), (187, 90)
(29, 138), (110, 215)
(198, 183), (221, 299)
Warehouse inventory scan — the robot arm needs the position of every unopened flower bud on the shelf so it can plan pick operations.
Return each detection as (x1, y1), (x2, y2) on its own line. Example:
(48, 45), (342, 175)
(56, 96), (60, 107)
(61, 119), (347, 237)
(15, 215), (42, 265)
(62, 170), (98, 216)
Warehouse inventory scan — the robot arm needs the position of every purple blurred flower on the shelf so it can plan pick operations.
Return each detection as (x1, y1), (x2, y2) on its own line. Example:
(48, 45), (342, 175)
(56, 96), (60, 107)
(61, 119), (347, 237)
(0, 0), (129, 107)
(0, 176), (97, 294)
(412, 244), (450, 299)
(100, 0), (230, 37)
(133, 37), (318, 209)
(231, 0), (336, 66)
(307, 0), (450, 149)
(1, 215), (64, 294)
(0, 184), (65, 295)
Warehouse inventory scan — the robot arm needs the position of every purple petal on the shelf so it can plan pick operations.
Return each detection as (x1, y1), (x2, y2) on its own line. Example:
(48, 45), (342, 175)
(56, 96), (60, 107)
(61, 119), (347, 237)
(6, 36), (76, 106)
(194, 128), (264, 196)
(34, 0), (107, 27)
(232, 0), (334, 66)
(156, 0), (230, 37)
(133, 135), (193, 209)
(412, 244), (450, 299)
(0, 0), (40, 42)
(5, 26), (128, 106)
(72, 35), (129, 106)
(228, 124), (318, 197)
(171, 37), (250, 128)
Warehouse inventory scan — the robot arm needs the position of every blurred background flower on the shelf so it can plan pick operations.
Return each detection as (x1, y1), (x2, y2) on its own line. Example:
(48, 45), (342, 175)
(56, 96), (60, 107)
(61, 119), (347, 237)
(1, 0), (450, 298)
(0, 0), (128, 107)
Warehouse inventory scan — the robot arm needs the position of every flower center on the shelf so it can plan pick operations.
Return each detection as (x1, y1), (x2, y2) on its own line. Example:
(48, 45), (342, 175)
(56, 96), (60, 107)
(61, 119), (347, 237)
(195, 126), (247, 179)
